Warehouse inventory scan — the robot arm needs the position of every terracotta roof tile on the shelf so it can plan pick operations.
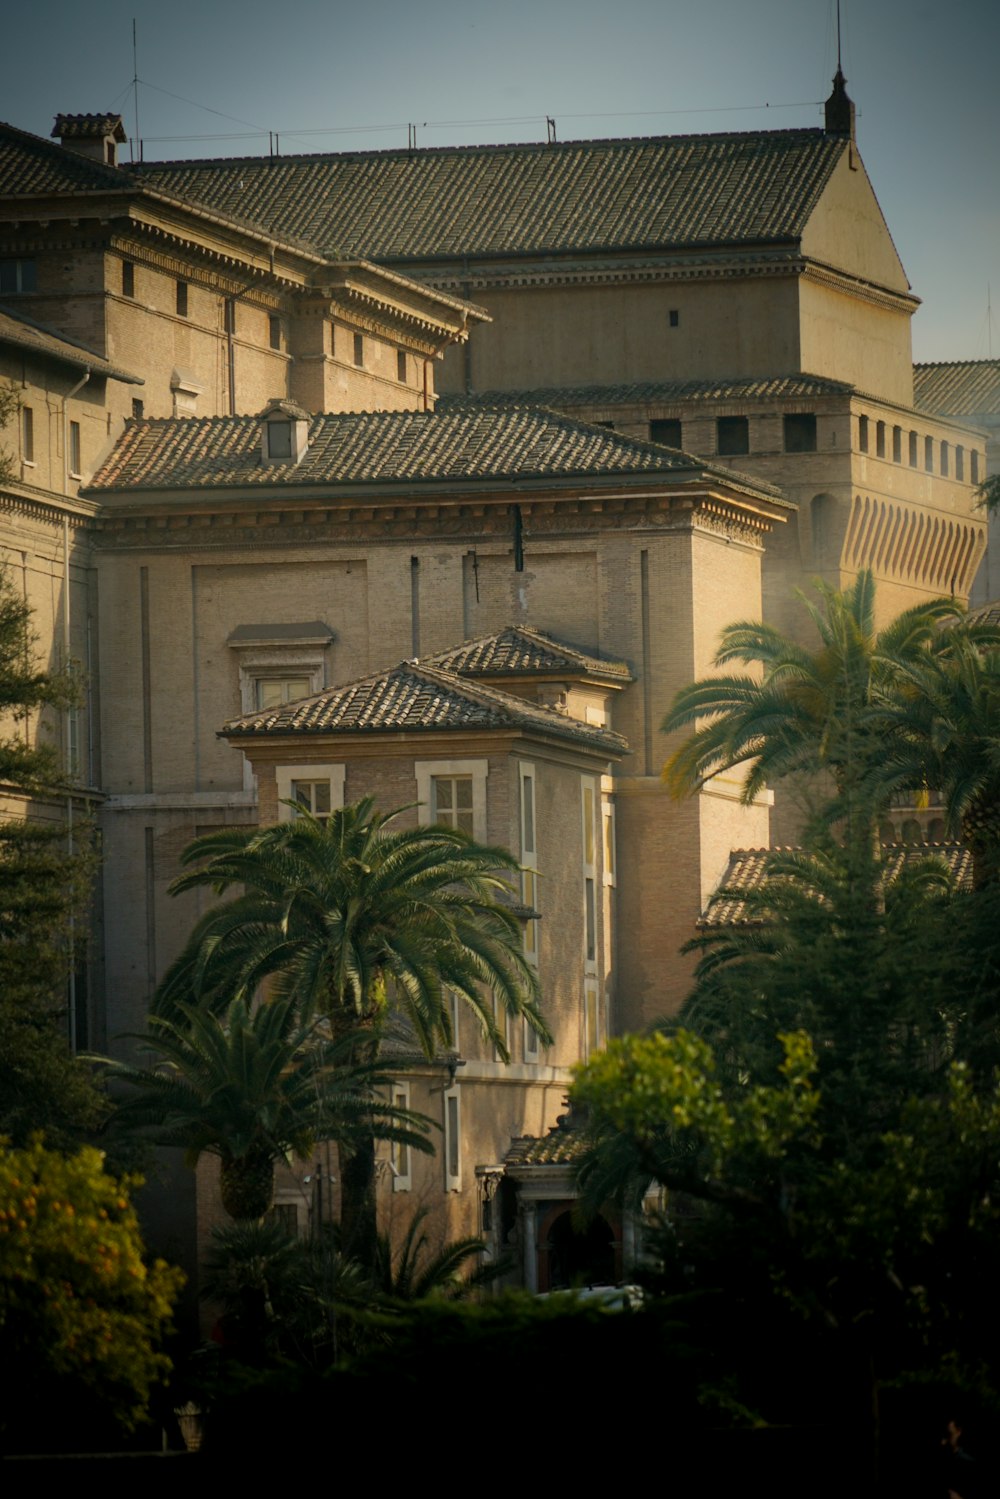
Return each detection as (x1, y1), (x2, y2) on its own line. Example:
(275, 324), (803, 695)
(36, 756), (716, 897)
(428, 626), (631, 684)
(0, 304), (142, 385)
(0, 119), (129, 195)
(221, 659), (629, 756)
(133, 129), (846, 263)
(52, 113), (126, 143)
(701, 842), (973, 926)
(914, 360), (1000, 419)
(438, 374), (855, 409)
(85, 402), (744, 494)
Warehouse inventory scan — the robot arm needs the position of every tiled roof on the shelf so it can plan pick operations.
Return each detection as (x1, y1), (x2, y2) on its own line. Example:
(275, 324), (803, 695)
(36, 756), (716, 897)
(52, 113), (126, 143)
(0, 304), (142, 385)
(505, 1113), (588, 1167)
(221, 659), (628, 756)
(438, 374), (854, 410)
(428, 626), (632, 684)
(914, 361), (1000, 418)
(0, 119), (129, 196)
(85, 402), (741, 494)
(702, 842), (973, 926)
(133, 129), (846, 263)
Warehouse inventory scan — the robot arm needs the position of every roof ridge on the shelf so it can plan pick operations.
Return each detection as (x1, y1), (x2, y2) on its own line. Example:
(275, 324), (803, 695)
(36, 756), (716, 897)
(0, 117), (131, 187)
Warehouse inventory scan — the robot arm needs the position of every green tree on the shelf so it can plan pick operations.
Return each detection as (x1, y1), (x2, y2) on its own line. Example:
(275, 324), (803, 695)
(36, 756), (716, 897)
(0, 565), (103, 1146)
(91, 995), (433, 1220)
(661, 570), (980, 838)
(0, 1137), (183, 1450)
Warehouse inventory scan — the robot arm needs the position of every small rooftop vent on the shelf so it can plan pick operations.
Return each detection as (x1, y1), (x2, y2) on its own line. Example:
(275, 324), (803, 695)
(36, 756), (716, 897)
(52, 113), (127, 167)
(260, 397), (311, 467)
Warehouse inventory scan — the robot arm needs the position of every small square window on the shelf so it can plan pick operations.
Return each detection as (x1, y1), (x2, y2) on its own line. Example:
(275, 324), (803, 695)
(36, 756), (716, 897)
(668, 309), (679, 327)
(21, 406), (33, 464)
(266, 421), (292, 460)
(397, 350), (407, 383)
(353, 333), (364, 368)
(784, 414), (817, 453)
(650, 418), (682, 448)
(269, 315), (281, 351)
(122, 261), (134, 298)
(132, 398), (144, 421)
(176, 280), (188, 317)
(717, 416), (749, 456)
(68, 420), (81, 476)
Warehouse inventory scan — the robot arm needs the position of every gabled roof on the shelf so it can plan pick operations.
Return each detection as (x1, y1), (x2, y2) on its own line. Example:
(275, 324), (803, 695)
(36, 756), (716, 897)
(702, 842), (972, 926)
(428, 626), (632, 685)
(0, 303), (142, 385)
(221, 659), (628, 756)
(439, 373), (855, 411)
(86, 401), (782, 497)
(914, 360), (1000, 419)
(133, 129), (847, 264)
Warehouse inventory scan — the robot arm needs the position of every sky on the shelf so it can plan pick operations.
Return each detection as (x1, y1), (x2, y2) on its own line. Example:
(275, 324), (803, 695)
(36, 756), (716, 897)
(5, 0), (998, 364)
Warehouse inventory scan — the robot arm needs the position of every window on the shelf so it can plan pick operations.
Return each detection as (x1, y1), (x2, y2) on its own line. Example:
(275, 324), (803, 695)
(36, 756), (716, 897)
(432, 776), (474, 835)
(122, 261), (134, 298)
(266, 421), (292, 460)
(668, 309), (679, 327)
(584, 979), (601, 1057)
(875, 421), (885, 458)
(956, 446), (965, 482)
(582, 778), (598, 968)
(390, 1083), (412, 1191)
(443, 1087), (461, 1191)
(602, 791), (616, 887)
(131, 398), (144, 421)
(353, 333), (364, 368)
(268, 315), (281, 351)
(649, 418), (682, 448)
(972, 450), (980, 485)
(858, 415), (869, 453)
(519, 764), (539, 971)
(68, 420), (81, 476)
(892, 425), (902, 463)
(255, 675), (311, 709)
(397, 350), (407, 383)
(925, 436), (934, 473)
(784, 413), (817, 452)
(0, 259), (36, 294)
(909, 431), (918, 467)
(941, 441), (950, 477)
(717, 416), (749, 456)
(176, 280), (188, 317)
(276, 764), (345, 824)
(21, 406), (33, 464)
(416, 760), (487, 843)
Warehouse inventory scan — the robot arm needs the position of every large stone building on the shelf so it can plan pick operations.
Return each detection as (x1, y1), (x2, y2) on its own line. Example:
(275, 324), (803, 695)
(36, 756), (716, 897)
(0, 79), (988, 1285)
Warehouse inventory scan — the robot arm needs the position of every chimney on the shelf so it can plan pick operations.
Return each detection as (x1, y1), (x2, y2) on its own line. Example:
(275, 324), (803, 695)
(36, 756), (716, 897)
(52, 114), (127, 167)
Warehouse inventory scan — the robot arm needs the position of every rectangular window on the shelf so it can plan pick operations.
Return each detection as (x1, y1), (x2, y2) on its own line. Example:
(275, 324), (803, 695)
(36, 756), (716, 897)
(519, 764), (539, 969)
(68, 420), (81, 476)
(584, 979), (601, 1058)
(582, 776), (598, 970)
(255, 676), (311, 709)
(397, 350), (407, 383)
(290, 779), (332, 821)
(784, 413), (817, 452)
(717, 416), (749, 456)
(176, 280), (188, 317)
(892, 425), (902, 463)
(858, 415), (869, 453)
(956, 446), (965, 482)
(353, 333), (364, 368)
(432, 776), (475, 836)
(0, 259), (36, 294)
(132, 398), (144, 421)
(21, 406), (33, 464)
(972, 450), (980, 485)
(941, 441), (950, 477)
(925, 435), (934, 473)
(268, 315), (281, 351)
(650, 418), (682, 448)
(668, 308), (679, 327)
(390, 1083), (412, 1191)
(122, 261), (134, 298)
(444, 1088), (461, 1191)
(875, 420), (885, 458)
(909, 430), (919, 467)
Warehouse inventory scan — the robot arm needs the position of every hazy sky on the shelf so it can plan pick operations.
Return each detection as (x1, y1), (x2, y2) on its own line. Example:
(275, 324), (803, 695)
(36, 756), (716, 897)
(6, 0), (998, 364)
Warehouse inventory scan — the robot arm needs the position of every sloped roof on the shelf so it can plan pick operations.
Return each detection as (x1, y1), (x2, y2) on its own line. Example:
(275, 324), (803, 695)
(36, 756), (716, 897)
(702, 842), (973, 926)
(0, 119), (130, 196)
(428, 626), (632, 684)
(86, 402), (779, 496)
(133, 129), (846, 264)
(439, 373), (855, 411)
(914, 360), (1000, 418)
(52, 113), (126, 143)
(222, 659), (628, 755)
(506, 1113), (588, 1167)
(0, 303), (142, 384)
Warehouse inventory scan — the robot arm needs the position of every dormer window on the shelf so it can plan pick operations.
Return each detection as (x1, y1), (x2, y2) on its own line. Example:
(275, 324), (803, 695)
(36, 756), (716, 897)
(259, 398), (310, 466)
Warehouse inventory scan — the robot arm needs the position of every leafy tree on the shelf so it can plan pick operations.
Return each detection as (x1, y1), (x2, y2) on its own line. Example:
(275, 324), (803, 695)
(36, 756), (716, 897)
(0, 1137), (183, 1450)
(0, 566), (103, 1146)
(372, 1206), (498, 1302)
(90, 995), (433, 1220)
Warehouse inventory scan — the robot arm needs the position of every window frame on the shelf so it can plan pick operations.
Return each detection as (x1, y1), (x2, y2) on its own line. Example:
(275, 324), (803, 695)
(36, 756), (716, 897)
(716, 415), (749, 457)
(443, 1086), (461, 1192)
(68, 419), (81, 478)
(21, 405), (33, 465)
(415, 759), (488, 843)
(275, 764), (346, 824)
(390, 1081), (413, 1191)
(783, 413), (817, 453)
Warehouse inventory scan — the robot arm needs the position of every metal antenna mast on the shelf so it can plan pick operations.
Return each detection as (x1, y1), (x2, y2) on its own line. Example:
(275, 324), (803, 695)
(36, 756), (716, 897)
(132, 19), (141, 162)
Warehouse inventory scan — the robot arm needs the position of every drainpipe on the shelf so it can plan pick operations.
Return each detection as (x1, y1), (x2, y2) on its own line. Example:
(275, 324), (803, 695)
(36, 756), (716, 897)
(60, 369), (88, 1049)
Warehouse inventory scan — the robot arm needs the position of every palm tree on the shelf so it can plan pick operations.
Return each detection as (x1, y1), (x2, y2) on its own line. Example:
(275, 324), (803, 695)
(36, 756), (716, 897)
(661, 570), (981, 838)
(92, 995), (433, 1220)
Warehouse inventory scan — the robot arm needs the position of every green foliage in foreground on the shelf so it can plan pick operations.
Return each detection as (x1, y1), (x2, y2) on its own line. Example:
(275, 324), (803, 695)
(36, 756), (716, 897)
(0, 1138), (183, 1448)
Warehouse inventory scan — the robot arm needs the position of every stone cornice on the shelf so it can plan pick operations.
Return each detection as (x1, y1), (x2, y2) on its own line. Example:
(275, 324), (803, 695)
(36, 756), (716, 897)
(0, 482), (99, 527)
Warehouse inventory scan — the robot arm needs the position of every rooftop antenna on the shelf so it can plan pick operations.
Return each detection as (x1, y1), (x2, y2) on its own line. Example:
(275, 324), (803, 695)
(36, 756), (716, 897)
(836, 0), (843, 73)
(131, 18), (141, 162)
(546, 116), (557, 144)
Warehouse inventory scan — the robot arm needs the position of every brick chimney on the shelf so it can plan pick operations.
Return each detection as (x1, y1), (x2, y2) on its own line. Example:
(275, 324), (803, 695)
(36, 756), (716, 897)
(52, 114), (127, 167)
